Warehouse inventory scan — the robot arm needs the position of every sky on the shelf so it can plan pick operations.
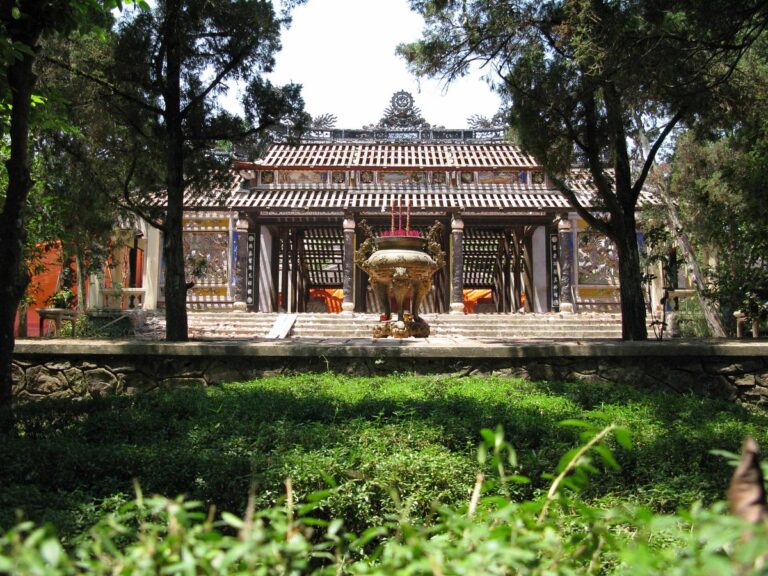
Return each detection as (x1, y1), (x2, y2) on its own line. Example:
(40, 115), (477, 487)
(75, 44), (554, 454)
(264, 0), (502, 129)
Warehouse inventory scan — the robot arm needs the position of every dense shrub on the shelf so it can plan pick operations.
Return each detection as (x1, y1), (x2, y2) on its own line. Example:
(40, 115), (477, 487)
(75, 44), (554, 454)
(2, 425), (768, 574)
(2, 373), (768, 569)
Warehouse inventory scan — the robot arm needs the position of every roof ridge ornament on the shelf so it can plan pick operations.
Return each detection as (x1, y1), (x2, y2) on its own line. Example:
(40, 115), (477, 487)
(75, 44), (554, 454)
(258, 89), (508, 145)
(370, 90), (431, 130)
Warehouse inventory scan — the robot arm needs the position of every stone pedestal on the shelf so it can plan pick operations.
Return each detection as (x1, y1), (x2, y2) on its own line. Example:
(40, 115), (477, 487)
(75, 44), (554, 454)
(372, 319), (430, 339)
(449, 302), (465, 314)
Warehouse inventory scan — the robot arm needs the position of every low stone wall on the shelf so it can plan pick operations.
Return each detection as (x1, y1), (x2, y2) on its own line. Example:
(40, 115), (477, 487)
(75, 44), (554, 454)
(11, 339), (768, 406)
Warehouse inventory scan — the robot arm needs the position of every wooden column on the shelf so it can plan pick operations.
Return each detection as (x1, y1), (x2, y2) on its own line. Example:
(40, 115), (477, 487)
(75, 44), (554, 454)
(297, 230), (307, 313)
(341, 215), (356, 314)
(503, 230), (512, 313)
(290, 229), (299, 313)
(450, 214), (465, 314)
(442, 220), (451, 312)
(269, 228), (280, 312)
(511, 227), (523, 311)
(523, 228), (535, 312)
(354, 237), (369, 314)
(236, 213), (260, 312)
(252, 219), (261, 312)
(431, 219), (451, 313)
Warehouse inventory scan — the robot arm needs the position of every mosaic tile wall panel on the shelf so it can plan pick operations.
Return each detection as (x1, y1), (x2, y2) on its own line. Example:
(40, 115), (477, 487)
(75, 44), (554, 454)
(577, 231), (619, 286)
(282, 171), (327, 184)
(183, 232), (230, 285)
(379, 171), (426, 184)
(478, 170), (524, 184)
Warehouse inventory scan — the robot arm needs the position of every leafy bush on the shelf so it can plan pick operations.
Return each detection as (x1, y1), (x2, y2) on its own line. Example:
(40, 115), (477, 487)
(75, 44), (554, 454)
(3, 425), (768, 575)
(47, 289), (75, 310)
(58, 314), (135, 338)
(674, 296), (712, 338)
(3, 374), (768, 564)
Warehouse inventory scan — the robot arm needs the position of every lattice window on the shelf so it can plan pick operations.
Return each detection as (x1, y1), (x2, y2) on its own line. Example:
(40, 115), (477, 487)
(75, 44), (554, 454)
(301, 228), (344, 287)
(463, 229), (506, 287)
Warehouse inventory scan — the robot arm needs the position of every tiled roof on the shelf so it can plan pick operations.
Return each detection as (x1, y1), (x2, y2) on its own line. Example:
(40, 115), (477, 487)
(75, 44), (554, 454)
(229, 185), (573, 212)
(167, 181), (659, 212)
(151, 157), (660, 212)
(253, 143), (538, 169)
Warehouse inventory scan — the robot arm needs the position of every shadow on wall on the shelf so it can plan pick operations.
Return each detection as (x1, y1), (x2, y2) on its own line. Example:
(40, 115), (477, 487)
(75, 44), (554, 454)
(15, 242), (67, 337)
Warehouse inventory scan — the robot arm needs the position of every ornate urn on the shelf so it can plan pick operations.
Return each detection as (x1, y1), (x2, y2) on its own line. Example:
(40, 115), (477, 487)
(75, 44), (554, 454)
(356, 219), (445, 338)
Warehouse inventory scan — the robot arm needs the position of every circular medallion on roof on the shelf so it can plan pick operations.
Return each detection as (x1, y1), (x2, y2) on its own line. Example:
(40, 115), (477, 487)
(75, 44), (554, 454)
(391, 90), (414, 111)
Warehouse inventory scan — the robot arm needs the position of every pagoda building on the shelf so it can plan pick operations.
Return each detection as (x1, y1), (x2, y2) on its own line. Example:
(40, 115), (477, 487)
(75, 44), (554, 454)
(130, 91), (660, 316)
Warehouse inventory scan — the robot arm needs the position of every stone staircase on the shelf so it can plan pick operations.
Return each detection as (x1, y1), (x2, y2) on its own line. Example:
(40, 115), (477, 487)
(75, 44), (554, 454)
(176, 311), (626, 340)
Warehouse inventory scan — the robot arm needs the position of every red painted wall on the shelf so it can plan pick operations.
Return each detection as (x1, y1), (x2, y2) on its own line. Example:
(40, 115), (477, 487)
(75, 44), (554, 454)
(14, 244), (64, 337)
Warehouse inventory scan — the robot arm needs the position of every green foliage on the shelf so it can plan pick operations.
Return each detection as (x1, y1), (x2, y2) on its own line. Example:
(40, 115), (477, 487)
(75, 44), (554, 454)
(674, 297), (713, 338)
(99, 0), (310, 339)
(671, 131), (768, 322)
(3, 412), (768, 574)
(56, 314), (134, 337)
(48, 288), (75, 309)
(0, 0), (144, 407)
(2, 374), (767, 544)
(401, 1), (768, 340)
(669, 37), (768, 325)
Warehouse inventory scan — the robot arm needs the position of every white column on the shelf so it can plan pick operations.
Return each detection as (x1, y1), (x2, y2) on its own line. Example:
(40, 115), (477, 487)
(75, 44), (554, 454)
(259, 226), (274, 312)
(532, 226), (547, 313)
(87, 273), (103, 310)
(341, 216), (356, 314)
(558, 218), (574, 313)
(142, 223), (162, 310)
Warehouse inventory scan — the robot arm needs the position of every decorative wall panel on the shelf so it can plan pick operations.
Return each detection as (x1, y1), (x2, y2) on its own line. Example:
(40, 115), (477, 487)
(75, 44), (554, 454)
(577, 231), (619, 286)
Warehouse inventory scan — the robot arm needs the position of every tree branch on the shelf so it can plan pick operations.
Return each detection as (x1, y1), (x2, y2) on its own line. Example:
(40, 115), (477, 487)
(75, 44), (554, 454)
(42, 55), (164, 116)
(631, 108), (685, 204)
(582, 86), (622, 217)
(181, 44), (253, 117)
(548, 172), (614, 238)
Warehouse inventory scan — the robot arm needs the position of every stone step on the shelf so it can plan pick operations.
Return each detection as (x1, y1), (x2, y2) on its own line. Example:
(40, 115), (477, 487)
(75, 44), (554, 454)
(294, 318), (621, 327)
(187, 312), (622, 319)
(288, 315), (621, 326)
(187, 327), (622, 337)
(291, 324), (622, 333)
(292, 324), (621, 335)
(170, 311), (631, 340)
(289, 329), (621, 338)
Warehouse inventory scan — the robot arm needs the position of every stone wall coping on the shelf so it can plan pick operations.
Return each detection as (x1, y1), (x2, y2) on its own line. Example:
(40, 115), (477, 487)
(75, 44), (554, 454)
(13, 338), (768, 360)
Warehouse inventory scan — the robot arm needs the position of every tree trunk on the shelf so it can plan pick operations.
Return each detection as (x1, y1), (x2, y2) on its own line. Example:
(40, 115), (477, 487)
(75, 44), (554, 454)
(162, 2), (188, 342)
(75, 251), (87, 313)
(630, 113), (727, 337)
(615, 216), (648, 340)
(0, 46), (37, 407)
(163, 201), (188, 340)
(17, 304), (28, 338)
(659, 182), (728, 337)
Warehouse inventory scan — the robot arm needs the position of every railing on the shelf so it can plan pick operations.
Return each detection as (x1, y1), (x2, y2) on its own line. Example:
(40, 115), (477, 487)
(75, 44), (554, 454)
(102, 288), (146, 310)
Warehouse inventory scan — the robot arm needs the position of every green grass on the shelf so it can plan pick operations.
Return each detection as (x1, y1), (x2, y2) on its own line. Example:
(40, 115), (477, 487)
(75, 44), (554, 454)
(2, 373), (767, 543)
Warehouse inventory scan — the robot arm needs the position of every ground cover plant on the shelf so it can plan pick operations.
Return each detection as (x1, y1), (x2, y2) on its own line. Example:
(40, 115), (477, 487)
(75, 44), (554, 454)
(2, 373), (768, 573)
